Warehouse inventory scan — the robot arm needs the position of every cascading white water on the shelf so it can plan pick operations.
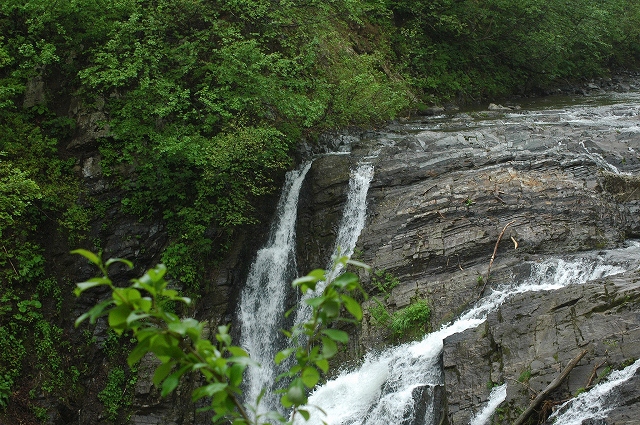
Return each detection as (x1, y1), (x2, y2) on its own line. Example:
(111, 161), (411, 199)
(297, 245), (640, 425)
(294, 161), (374, 325)
(331, 162), (375, 269)
(238, 162), (312, 413)
(238, 158), (375, 416)
(547, 358), (640, 425)
(469, 384), (507, 425)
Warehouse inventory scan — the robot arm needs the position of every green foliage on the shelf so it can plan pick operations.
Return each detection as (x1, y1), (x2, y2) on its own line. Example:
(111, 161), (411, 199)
(369, 298), (392, 327)
(388, 0), (640, 101)
(0, 76), (88, 416)
(518, 367), (532, 383)
(369, 297), (431, 340)
(597, 365), (613, 382)
(371, 269), (400, 300)
(486, 380), (501, 390)
(389, 299), (431, 337)
(0, 375), (11, 410)
(31, 405), (48, 422)
(37, 277), (63, 312)
(66, 0), (409, 291)
(73, 249), (369, 424)
(98, 366), (136, 422)
(0, 291), (39, 401)
(0, 272), (81, 417)
(101, 329), (125, 361)
(35, 321), (66, 394)
(0, 161), (41, 236)
(368, 269), (401, 330)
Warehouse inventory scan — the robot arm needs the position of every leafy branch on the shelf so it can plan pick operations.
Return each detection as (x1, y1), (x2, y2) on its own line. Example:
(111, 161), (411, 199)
(72, 249), (368, 424)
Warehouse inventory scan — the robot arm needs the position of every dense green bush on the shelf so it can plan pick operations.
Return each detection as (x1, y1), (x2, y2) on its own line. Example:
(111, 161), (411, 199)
(70, 0), (410, 290)
(390, 299), (431, 337)
(388, 0), (640, 101)
(370, 297), (431, 340)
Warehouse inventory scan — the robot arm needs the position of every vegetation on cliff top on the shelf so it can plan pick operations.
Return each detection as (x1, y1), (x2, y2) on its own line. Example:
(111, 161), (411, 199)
(1, 0), (640, 422)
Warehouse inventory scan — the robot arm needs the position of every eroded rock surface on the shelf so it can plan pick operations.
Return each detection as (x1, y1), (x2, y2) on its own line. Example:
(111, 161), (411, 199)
(295, 91), (640, 423)
(357, 109), (640, 329)
(444, 269), (640, 424)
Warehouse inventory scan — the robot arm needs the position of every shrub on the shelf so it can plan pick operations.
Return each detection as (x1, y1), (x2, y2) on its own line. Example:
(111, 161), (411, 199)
(390, 299), (431, 337)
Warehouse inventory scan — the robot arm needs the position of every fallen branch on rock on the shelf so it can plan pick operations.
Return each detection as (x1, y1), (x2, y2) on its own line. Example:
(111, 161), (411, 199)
(585, 359), (607, 388)
(513, 349), (588, 425)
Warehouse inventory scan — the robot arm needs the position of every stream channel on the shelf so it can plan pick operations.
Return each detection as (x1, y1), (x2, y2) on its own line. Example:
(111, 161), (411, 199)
(237, 87), (640, 425)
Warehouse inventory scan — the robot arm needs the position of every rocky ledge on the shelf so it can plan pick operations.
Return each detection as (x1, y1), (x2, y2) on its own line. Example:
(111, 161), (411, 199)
(295, 91), (640, 423)
(443, 266), (640, 424)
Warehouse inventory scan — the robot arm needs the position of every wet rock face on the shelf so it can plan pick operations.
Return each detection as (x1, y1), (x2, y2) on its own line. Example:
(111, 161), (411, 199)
(353, 107), (640, 329)
(296, 153), (352, 271)
(294, 93), (640, 423)
(443, 271), (640, 424)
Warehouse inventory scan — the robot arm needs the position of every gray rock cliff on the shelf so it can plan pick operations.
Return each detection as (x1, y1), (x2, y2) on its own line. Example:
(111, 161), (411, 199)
(294, 93), (640, 423)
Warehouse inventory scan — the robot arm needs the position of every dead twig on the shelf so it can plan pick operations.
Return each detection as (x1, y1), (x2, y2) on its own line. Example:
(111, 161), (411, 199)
(506, 376), (537, 398)
(585, 360), (607, 388)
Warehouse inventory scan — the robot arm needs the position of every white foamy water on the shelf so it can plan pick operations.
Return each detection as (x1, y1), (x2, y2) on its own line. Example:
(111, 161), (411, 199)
(327, 162), (374, 275)
(548, 358), (640, 425)
(238, 162), (312, 413)
(470, 384), (507, 425)
(297, 249), (635, 425)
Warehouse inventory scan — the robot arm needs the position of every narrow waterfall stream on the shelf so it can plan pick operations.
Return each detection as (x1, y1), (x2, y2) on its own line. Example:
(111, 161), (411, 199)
(294, 161), (375, 325)
(238, 162), (312, 413)
(469, 384), (507, 425)
(297, 243), (640, 425)
(330, 162), (374, 268)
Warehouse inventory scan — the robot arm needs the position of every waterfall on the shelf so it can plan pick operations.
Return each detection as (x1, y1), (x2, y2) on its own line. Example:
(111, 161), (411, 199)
(548, 358), (640, 425)
(296, 245), (640, 425)
(469, 384), (507, 425)
(238, 162), (312, 414)
(331, 162), (374, 267)
(294, 161), (374, 325)
(238, 158), (375, 416)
